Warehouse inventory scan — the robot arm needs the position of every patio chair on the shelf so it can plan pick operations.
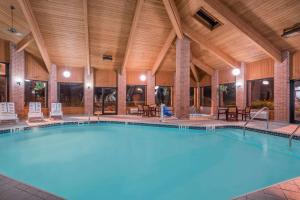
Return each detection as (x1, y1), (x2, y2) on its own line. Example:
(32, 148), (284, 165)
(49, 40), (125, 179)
(0, 102), (18, 123)
(143, 105), (150, 117)
(28, 102), (44, 122)
(239, 107), (251, 121)
(49, 103), (63, 119)
(227, 106), (238, 121)
(217, 107), (227, 120)
(137, 105), (144, 116)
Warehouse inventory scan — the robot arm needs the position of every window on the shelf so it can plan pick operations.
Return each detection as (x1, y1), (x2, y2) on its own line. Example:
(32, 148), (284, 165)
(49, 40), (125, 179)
(0, 63), (8, 102)
(190, 87), (195, 106)
(126, 85), (146, 107)
(25, 80), (48, 108)
(58, 83), (84, 107)
(219, 83), (236, 107)
(247, 78), (274, 109)
(195, 8), (222, 30)
(155, 86), (171, 106)
(200, 86), (211, 107)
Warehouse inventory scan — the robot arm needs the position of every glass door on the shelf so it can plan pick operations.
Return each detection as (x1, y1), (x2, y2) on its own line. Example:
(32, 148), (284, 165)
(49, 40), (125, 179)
(292, 81), (300, 123)
(94, 87), (117, 115)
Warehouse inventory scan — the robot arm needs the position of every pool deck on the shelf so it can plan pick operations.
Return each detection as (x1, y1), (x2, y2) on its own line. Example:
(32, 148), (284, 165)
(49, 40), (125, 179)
(1, 114), (300, 199)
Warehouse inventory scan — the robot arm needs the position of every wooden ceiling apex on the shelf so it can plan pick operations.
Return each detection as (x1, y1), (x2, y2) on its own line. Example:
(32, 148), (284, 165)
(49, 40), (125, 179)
(17, 0), (52, 72)
(120, 0), (144, 74)
(16, 32), (33, 52)
(204, 0), (282, 62)
(162, 0), (184, 39)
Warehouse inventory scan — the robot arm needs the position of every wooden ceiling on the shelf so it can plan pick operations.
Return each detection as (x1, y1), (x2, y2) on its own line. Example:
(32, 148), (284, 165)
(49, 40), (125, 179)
(0, 0), (299, 73)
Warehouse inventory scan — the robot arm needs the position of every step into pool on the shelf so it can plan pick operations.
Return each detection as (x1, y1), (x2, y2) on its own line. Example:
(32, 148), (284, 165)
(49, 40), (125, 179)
(0, 123), (300, 200)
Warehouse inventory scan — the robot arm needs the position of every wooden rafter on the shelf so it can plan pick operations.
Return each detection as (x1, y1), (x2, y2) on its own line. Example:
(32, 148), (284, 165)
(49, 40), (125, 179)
(16, 32), (34, 52)
(204, 0), (281, 62)
(162, 0), (184, 39)
(151, 30), (176, 75)
(120, 0), (144, 74)
(191, 64), (199, 82)
(83, 0), (91, 75)
(192, 57), (214, 76)
(18, 0), (52, 72)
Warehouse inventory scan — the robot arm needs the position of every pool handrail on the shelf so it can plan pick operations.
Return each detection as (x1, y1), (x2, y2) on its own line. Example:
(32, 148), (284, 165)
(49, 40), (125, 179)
(243, 107), (269, 136)
(289, 125), (300, 147)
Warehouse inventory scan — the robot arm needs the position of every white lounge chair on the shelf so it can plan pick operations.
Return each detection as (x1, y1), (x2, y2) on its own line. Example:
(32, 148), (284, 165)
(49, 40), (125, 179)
(49, 103), (63, 119)
(0, 102), (18, 123)
(28, 102), (44, 121)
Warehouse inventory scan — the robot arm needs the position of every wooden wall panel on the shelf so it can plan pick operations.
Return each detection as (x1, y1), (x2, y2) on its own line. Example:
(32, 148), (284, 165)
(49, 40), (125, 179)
(25, 53), (48, 81)
(199, 75), (211, 87)
(95, 69), (117, 87)
(219, 68), (235, 84)
(127, 71), (148, 85)
(155, 71), (175, 86)
(0, 39), (9, 63)
(246, 58), (274, 80)
(57, 66), (84, 83)
(292, 51), (300, 80)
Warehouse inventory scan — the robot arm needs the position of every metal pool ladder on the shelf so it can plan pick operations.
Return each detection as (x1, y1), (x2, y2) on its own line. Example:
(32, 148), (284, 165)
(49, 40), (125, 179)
(289, 125), (300, 147)
(243, 107), (269, 136)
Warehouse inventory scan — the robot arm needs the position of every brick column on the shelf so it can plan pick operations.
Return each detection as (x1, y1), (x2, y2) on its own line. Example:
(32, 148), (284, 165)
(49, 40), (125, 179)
(117, 70), (126, 115)
(211, 70), (219, 116)
(84, 67), (94, 115)
(274, 51), (290, 122)
(146, 70), (155, 105)
(196, 82), (201, 109)
(9, 43), (25, 114)
(236, 62), (247, 109)
(175, 36), (190, 119)
(48, 64), (57, 109)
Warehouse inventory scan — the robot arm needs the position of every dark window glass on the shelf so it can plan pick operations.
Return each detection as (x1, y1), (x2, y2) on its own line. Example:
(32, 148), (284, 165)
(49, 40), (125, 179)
(155, 86), (171, 106)
(0, 63), (8, 102)
(293, 81), (300, 122)
(25, 80), (47, 107)
(219, 83), (236, 107)
(126, 85), (146, 107)
(247, 78), (274, 109)
(94, 87), (117, 115)
(58, 83), (84, 107)
(190, 87), (195, 106)
(200, 86), (211, 107)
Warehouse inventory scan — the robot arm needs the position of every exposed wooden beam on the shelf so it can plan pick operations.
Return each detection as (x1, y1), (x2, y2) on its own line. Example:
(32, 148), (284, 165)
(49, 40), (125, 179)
(120, 0), (144, 74)
(18, 0), (52, 72)
(204, 0), (281, 62)
(162, 0), (184, 39)
(192, 57), (214, 76)
(83, 0), (90, 75)
(184, 24), (240, 68)
(16, 32), (33, 52)
(191, 64), (199, 82)
(151, 30), (176, 75)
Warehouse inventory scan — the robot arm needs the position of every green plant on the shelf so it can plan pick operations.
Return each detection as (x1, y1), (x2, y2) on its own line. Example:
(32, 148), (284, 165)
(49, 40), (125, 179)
(218, 85), (228, 94)
(34, 82), (45, 91)
(251, 100), (274, 110)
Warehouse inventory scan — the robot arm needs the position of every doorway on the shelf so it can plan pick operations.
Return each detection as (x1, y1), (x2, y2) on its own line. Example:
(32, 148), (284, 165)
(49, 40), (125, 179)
(94, 87), (117, 115)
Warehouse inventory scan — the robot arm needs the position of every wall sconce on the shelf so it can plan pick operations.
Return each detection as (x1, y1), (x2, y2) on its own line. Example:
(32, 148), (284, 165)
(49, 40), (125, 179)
(86, 83), (91, 89)
(236, 81), (242, 88)
(139, 74), (146, 82)
(232, 68), (241, 76)
(16, 78), (22, 86)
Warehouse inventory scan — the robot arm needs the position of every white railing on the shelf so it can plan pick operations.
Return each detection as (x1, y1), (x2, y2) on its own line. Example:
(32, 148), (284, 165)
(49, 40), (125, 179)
(289, 125), (300, 147)
(243, 107), (269, 136)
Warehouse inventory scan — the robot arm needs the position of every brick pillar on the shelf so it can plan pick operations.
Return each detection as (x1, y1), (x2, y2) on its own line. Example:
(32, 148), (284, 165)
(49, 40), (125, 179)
(117, 70), (126, 115)
(211, 70), (219, 116)
(146, 70), (155, 105)
(175, 36), (190, 119)
(84, 67), (94, 115)
(48, 64), (57, 109)
(196, 82), (201, 109)
(274, 51), (290, 122)
(236, 62), (247, 109)
(9, 43), (25, 114)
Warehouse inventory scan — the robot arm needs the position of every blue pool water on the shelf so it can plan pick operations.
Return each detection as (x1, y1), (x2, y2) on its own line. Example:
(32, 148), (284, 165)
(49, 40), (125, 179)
(1, 124), (300, 200)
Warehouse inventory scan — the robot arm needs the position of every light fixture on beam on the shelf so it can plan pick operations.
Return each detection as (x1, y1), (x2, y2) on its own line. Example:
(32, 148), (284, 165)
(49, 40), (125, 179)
(232, 68), (240, 76)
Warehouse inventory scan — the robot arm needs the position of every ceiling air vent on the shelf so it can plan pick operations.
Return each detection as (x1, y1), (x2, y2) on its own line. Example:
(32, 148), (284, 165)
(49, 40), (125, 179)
(282, 23), (300, 38)
(102, 55), (113, 61)
(194, 8), (222, 31)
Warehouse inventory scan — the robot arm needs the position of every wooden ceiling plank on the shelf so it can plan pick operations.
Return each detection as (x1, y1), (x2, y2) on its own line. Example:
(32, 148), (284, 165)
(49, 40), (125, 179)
(191, 63), (199, 82)
(204, 0), (282, 62)
(120, 0), (144, 74)
(17, 0), (52, 72)
(151, 30), (176, 75)
(16, 32), (34, 52)
(192, 57), (214, 76)
(162, 0), (184, 39)
(83, 0), (90, 74)
(184, 24), (240, 68)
